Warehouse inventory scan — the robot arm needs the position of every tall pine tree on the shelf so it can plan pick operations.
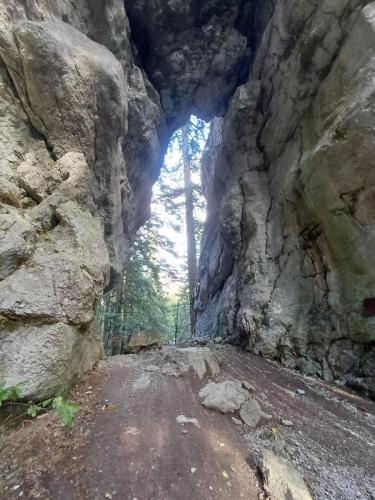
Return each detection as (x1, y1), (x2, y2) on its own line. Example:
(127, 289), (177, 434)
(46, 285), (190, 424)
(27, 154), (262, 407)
(97, 116), (208, 350)
(158, 116), (207, 336)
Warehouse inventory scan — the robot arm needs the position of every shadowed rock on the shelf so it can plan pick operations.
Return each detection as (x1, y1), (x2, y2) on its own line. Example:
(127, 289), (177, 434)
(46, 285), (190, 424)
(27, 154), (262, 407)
(0, 0), (374, 399)
(124, 331), (163, 354)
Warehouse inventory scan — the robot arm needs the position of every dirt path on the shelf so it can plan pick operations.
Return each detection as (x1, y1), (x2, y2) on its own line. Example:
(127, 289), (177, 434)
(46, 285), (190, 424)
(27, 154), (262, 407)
(1, 346), (375, 500)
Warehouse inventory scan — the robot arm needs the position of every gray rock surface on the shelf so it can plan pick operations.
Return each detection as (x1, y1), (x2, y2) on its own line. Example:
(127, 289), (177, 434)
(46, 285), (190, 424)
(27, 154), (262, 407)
(239, 398), (270, 428)
(0, 0), (374, 398)
(199, 377), (269, 427)
(139, 347), (221, 379)
(260, 449), (312, 500)
(199, 380), (249, 413)
(195, 1), (375, 397)
(0, 322), (101, 400)
(0, 0), (256, 399)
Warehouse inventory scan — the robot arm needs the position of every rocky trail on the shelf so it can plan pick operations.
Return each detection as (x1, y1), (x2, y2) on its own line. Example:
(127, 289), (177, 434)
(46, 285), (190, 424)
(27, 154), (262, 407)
(1, 346), (375, 500)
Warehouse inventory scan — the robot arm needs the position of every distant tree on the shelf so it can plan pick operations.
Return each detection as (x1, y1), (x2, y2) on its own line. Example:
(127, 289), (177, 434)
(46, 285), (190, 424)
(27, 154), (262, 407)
(181, 125), (197, 336)
(98, 220), (171, 355)
(168, 287), (191, 343)
(157, 116), (207, 337)
(98, 116), (208, 352)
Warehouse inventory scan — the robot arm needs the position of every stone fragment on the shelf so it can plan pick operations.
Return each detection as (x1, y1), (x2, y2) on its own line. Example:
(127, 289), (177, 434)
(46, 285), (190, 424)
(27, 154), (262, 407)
(232, 417), (243, 426)
(334, 379), (346, 386)
(258, 429), (289, 459)
(239, 398), (270, 428)
(281, 420), (293, 427)
(260, 450), (312, 500)
(132, 373), (151, 391)
(160, 363), (182, 377)
(0, 177), (25, 207)
(124, 331), (163, 354)
(199, 380), (249, 413)
(144, 365), (160, 373)
(176, 415), (200, 428)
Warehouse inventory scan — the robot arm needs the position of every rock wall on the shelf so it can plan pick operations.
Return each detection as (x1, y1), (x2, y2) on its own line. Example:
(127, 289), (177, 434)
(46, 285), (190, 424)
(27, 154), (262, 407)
(0, 0), (252, 398)
(196, 1), (375, 397)
(0, 0), (374, 398)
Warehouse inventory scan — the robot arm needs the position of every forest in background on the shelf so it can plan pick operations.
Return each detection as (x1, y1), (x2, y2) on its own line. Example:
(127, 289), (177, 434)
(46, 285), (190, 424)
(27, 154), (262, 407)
(97, 118), (208, 355)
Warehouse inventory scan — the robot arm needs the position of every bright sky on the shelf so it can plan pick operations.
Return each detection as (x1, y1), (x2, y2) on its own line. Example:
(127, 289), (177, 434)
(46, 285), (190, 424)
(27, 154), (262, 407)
(150, 119), (209, 293)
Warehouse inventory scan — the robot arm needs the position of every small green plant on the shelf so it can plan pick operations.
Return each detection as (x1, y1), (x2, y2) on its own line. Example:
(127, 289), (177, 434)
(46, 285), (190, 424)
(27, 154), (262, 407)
(0, 382), (23, 405)
(51, 396), (80, 426)
(0, 382), (80, 427)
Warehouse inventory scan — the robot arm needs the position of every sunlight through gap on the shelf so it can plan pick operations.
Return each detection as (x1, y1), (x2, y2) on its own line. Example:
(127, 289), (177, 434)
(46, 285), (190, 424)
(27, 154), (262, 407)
(98, 117), (210, 354)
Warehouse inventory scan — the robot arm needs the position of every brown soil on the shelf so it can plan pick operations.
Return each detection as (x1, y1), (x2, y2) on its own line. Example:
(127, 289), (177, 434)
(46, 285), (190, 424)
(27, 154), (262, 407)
(1, 346), (374, 500)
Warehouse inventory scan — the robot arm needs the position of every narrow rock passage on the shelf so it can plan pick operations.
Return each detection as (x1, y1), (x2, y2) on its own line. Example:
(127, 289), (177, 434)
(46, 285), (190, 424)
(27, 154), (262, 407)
(1, 347), (374, 500)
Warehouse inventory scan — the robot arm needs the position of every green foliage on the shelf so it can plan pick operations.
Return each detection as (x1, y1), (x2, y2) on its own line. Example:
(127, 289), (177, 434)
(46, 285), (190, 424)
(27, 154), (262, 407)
(26, 404), (41, 418)
(0, 382), (80, 427)
(166, 286), (191, 343)
(52, 396), (80, 427)
(157, 116), (207, 257)
(98, 116), (210, 352)
(98, 220), (173, 355)
(0, 382), (23, 406)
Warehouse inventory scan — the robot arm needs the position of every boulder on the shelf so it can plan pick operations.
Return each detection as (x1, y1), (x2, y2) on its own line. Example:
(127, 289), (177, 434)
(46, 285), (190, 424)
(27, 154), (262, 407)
(239, 398), (270, 428)
(199, 380), (249, 413)
(260, 450), (312, 500)
(164, 347), (221, 378)
(0, 322), (101, 400)
(124, 331), (163, 354)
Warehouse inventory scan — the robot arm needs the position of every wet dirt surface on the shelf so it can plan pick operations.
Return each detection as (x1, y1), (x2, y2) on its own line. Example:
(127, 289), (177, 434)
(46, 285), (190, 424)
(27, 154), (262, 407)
(1, 346), (374, 500)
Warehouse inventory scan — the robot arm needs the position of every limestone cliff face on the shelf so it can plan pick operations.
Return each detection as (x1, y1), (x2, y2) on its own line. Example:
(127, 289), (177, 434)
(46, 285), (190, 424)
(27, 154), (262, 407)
(196, 1), (375, 397)
(0, 0), (374, 398)
(0, 0), (252, 398)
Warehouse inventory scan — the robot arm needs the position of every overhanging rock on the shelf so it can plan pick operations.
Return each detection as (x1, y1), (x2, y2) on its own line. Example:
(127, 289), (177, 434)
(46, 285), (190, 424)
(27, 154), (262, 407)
(0, 0), (374, 398)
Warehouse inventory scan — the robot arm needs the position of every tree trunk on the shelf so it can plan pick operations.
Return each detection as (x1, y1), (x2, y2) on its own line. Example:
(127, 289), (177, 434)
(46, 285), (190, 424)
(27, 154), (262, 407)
(182, 125), (197, 337)
(104, 293), (112, 348)
(174, 300), (180, 344)
(111, 277), (124, 356)
(120, 268), (129, 353)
